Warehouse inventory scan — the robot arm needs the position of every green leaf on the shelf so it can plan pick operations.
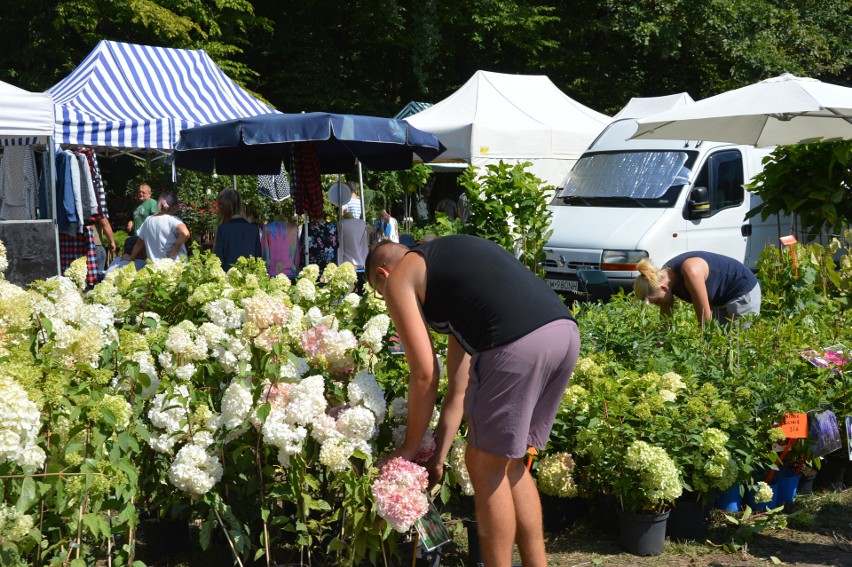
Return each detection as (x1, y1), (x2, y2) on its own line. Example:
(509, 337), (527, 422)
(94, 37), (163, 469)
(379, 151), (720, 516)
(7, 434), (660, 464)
(16, 476), (38, 513)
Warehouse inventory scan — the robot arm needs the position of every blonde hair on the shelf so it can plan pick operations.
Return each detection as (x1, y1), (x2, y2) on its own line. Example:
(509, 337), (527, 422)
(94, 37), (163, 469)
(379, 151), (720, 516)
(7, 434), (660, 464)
(217, 189), (243, 222)
(633, 258), (665, 300)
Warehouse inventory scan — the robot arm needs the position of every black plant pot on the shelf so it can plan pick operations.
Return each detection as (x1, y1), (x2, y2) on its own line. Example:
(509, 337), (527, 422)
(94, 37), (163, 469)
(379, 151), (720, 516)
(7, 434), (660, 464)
(617, 509), (669, 556)
(798, 472), (817, 496)
(540, 494), (588, 533)
(816, 454), (847, 491)
(666, 498), (708, 541)
(136, 518), (189, 563)
(594, 493), (620, 535)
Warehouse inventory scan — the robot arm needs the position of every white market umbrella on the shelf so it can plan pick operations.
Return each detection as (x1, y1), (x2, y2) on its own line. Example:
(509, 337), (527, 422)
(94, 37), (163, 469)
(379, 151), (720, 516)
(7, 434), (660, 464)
(632, 73), (852, 147)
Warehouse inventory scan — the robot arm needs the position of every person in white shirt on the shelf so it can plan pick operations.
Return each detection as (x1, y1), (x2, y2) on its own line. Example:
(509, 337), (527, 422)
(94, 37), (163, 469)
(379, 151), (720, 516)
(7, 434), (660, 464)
(342, 182), (362, 219)
(123, 192), (190, 262)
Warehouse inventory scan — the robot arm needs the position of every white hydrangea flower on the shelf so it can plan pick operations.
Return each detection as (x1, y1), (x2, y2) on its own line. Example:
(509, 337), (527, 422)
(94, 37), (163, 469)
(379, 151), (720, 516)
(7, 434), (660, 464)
(175, 363), (197, 381)
(168, 444), (223, 497)
(752, 481), (774, 504)
(361, 314), (391, 352)
(165, 320), (208, 361)
(336, 405), (377, 442)
(0, 376), (45, 473)
(203, 298), (245, 330)
(293, 277), (317, 303)
(449, 439), (474, 496)
(660, 372), (686, 391)
(64, 256), (89, 290)
(319, 438), (355, 472)
(310, 413), (340, 444)
(0, 503), (35, 545)
(262, 409), (307, 459)
(280, 375), (327, 425)
(221, 380), (253, 430)
(299, 264), (320, 282)
(348, 371), (387, 424)
(305, 307), (324, 327)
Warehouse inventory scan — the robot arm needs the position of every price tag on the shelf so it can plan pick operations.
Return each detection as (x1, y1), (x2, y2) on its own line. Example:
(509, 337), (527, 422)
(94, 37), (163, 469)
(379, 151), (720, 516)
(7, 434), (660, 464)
(780, 413), (808, 439)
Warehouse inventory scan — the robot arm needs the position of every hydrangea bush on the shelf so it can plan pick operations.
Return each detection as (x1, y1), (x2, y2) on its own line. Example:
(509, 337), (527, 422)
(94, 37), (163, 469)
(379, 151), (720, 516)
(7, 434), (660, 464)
(0, 244), (422, 567)
(547, 240), (852, 514)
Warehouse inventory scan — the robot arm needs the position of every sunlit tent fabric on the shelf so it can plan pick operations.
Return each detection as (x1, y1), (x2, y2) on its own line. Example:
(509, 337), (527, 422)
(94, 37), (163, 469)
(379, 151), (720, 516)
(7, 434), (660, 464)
(0, 80), (54, 146)
(405, 70), (612, 187)
(48, 40), (276, 154)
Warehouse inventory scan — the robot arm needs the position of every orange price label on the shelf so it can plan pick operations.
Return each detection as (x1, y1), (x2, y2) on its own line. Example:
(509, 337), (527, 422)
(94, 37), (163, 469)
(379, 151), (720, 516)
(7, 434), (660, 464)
(780, 413), (808, 439)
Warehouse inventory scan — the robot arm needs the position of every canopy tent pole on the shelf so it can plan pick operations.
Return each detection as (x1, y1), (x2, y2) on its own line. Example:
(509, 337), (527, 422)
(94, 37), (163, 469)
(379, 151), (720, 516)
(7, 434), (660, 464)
(357, 161), (365, 219)
(48, 137), (60, 277)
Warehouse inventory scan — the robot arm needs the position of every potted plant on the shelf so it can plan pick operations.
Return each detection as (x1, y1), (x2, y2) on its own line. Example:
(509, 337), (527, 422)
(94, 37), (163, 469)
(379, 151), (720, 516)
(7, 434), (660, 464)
(535, 451), (584, 532)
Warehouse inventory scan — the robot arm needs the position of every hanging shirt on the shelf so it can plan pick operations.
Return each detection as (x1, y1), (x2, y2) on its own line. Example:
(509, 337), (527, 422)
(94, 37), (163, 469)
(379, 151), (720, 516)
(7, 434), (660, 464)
(0, 146), (38, 221)
(262, 221), (301, 277)
(55, 151), (78, 235)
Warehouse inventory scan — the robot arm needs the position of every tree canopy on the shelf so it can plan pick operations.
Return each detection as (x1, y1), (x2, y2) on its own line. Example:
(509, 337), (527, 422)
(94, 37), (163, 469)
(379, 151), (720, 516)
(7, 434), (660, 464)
(2, 0), (849, 117)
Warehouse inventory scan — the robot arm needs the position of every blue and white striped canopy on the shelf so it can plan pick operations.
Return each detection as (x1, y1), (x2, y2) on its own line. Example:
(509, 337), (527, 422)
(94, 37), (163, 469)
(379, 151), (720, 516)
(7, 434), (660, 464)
(49, 40), (277, 152)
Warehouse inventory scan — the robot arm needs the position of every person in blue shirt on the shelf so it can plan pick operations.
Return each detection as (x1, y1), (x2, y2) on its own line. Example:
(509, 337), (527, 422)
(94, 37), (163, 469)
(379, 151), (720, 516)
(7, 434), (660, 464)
(213, 189), (261, 271)
(634, 251), (761, 325)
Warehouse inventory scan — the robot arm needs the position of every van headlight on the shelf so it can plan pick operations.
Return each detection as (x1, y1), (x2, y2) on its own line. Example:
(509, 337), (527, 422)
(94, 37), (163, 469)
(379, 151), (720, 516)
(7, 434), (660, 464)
(600, 250), (649, 271)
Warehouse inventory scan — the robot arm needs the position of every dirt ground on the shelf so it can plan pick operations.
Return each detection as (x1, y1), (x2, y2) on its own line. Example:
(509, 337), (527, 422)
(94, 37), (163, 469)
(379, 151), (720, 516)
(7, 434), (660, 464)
(538, 489), (852, 567)
(160, 487), (851, 567)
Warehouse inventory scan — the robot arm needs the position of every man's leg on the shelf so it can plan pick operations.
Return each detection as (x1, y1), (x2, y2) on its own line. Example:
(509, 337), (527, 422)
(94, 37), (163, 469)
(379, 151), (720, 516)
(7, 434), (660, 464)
(465, 445), (547, 567)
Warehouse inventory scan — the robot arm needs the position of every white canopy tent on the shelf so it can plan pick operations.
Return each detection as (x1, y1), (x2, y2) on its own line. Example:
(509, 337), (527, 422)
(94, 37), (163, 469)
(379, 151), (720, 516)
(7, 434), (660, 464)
(0, 80), (54, 146)
(405, 70), (611, 187)
(0, 80), (59, 284)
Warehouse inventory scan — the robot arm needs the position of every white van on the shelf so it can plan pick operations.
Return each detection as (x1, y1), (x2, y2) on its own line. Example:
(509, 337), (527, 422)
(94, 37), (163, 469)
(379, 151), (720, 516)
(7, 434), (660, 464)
(543, 117), (792, 296)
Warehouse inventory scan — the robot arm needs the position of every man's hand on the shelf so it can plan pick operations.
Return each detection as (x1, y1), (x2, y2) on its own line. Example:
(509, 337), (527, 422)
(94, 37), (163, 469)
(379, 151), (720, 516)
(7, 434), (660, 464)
(425, 459), (444, 490)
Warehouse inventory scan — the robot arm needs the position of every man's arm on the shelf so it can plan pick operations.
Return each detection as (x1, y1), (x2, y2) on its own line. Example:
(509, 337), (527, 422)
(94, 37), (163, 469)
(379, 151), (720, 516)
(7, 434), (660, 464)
(425, 335), (470, 487)
(381, 253), (439, 463)
(680, 257), (712, 325)
(98, 217), (116, 253)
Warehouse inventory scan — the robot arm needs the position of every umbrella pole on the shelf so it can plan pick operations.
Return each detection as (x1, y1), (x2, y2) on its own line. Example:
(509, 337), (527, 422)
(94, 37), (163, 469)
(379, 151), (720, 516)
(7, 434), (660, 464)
(358, 161), (365, 219)
(304, 216), (309, 268)
(338, 173), (344, 222)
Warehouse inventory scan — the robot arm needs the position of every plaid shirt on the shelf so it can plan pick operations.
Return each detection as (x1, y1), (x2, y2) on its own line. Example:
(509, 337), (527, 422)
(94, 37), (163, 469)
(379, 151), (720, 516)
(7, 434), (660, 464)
(59, 227), (99, 288)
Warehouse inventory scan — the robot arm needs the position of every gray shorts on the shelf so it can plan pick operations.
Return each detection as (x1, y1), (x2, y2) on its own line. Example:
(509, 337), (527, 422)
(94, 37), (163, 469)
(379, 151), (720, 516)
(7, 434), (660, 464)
(463, 318), (580, 459)
(713, 282), (761, 323)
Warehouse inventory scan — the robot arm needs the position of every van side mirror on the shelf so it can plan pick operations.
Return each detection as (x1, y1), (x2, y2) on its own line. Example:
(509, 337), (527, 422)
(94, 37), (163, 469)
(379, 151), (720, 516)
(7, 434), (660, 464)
(687, 186), (711, 219)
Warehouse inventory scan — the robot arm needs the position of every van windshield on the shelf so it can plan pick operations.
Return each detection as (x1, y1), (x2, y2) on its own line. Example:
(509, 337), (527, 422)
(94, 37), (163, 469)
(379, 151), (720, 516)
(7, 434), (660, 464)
(555, 151), (696, 208)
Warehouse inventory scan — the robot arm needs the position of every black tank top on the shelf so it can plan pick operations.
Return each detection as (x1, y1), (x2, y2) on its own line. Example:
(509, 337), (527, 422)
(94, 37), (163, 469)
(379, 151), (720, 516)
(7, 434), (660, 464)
(410, 235), (574, 353)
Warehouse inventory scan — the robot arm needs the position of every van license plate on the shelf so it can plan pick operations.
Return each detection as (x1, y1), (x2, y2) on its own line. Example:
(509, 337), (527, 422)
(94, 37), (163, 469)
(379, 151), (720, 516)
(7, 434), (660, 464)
(546, 279), (578, 292)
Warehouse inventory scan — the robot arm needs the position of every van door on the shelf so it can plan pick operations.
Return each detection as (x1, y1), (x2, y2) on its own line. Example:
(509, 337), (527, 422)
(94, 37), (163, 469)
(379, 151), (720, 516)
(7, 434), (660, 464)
(684, 150), (749, 261)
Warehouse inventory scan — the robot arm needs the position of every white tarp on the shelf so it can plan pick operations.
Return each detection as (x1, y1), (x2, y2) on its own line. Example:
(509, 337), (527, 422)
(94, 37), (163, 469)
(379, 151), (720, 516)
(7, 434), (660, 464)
(405, 70), (611, 187)
(612, 93), (694, 120)
(0, 80), (54, 145)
